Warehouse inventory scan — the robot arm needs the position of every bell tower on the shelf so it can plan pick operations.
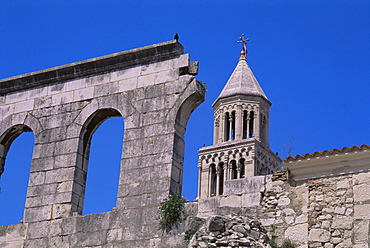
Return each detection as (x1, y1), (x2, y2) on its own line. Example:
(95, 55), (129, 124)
(197, 35), (281, 199)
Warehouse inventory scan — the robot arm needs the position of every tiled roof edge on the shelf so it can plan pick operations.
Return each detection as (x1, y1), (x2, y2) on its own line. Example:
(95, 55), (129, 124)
(284, 144), (370, 161)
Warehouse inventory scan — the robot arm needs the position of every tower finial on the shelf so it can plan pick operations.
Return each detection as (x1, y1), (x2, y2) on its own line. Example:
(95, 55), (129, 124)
(237, 34), (250, 60)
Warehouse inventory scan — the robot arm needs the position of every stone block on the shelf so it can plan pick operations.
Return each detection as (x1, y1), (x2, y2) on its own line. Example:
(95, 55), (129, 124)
(27, 86), (48, 99)
(137, 73), (155, 88)
(354, 220), (369, 242)
(107, 228), (123, 243)
(33, 96), (52, 109)
(26, 221), (49, 239)
(118, 77), (137, 92)
(75, 213), (110, 233)
(85, 73), (110, 86)
(331, 215), (353, 229)
(52, 203), (72, 219)
(70, 230), (107, 247)
(219, 195), (241, 208)
(353, 171), (370, 185)
(0, 105), (14, 119)
(24, 205), (52, 222)
(28, 171), (46, 186)
(285, 223), (308, 246)
(308, 229), (330, 242)
(73, 87), (94, 101)
(141, 60), (169, 75)
(245, 176), (265, 193)
(51, 92), (73, 106)
(30, 157), (54, 172)
(242, 192), (261, 207)
(94, 82), (119, 97)
(354, 204), (370, 219)
(0, 224), (27, 242)
(111, 66), (141, 82)
(5, 91), (27, 104)
(64, 78), (86, 91)
(109, 209), (142, 228)
(223, 179), (245, 196)
(154, 69), (179, 85)
(354, 184), (370, 202)
(48, 236), (70, 248)
(14, 99), (34, 113)
(142, 207), (159, 225)
(278, 197), (291, 206)
(198, 198), (220, 213)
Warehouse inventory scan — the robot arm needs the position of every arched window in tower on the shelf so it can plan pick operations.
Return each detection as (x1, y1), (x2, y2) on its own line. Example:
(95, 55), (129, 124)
(242, 110), (248, 139)
(210, 164), (216, 196)
(217, 162), (224, 195)
(231, 111), (236, 140)
(76, 109), (123, 215)
(230, 160), (237, 179)
(239, 158), (245, 178)
(225, 112), (230, 141)
(0, 125), (34, 226)
(249, 111), (255, 138)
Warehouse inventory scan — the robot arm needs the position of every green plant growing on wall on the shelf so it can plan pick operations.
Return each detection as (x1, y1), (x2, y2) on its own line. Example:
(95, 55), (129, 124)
(158, 193), (187, 229)
(269, 236), (297, 248)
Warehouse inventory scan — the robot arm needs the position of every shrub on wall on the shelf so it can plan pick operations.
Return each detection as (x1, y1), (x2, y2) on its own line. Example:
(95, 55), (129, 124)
(158, 194), (187, 229)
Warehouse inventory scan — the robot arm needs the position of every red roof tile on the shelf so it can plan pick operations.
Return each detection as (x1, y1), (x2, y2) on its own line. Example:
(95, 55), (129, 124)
(284, 144), (370, 162)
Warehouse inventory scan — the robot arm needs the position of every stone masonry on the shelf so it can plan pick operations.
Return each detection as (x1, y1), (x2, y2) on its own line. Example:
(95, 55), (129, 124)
(0, 40), (206, 247)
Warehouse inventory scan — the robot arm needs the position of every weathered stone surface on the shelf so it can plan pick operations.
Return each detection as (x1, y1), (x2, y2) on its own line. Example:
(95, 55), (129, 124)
(308, 228), (330, 242)
(354, 204), (370, 219)
(285, 223), (308, 245)
(331, 215), (353, 229)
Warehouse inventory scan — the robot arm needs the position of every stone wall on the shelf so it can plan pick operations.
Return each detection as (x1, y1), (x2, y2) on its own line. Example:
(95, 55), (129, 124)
(192, 169), (370, 248)
(0, 40), (205, 247)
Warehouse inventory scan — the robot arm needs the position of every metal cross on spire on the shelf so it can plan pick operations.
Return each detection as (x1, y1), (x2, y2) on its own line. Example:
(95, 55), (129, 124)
(237, 34), (250, 59)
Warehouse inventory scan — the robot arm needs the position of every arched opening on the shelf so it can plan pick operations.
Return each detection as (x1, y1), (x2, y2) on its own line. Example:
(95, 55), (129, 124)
(0, 125), (34, 226)
(75, 109), (123, 215)
(225, 112), (230, 141)
(239, 158), (245, 179)
(217, 162), (224, 195)
(210, 164), (216, 197)
(230, 160), (237, 179)
(242, 110), (248, 139)
(249, 111), (255, 138)
(231, 111), (236, 140)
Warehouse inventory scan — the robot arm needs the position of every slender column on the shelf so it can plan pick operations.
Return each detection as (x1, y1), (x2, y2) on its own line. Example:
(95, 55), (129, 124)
(246, 111), (250, 138)
(219, 113), (225, 142)
(228, 114), (233, 140)
(216, 170), (220, 196)
(255, 109), (260, 140)
(197, 159), (202, 199)
(214, 117), (219, 145)
(235, 105), (242, 139)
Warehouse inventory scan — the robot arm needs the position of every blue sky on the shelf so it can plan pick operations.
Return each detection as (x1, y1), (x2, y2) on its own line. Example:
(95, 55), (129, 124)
(0, 1), (369, 225)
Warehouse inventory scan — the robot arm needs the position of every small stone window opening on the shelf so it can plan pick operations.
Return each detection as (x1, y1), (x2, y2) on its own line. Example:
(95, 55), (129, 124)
(210, 164), (216, 196)
(249, 111), (255, 138)
(231, 111), (236, 140)
(217, 162), (224, 195)
(225, 112), (230, 141)
(238, 159), (245, 178)
(230, 160), (237, 179)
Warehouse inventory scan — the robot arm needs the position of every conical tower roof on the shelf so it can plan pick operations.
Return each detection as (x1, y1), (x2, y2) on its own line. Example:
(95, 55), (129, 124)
(214, 52), (268, 104)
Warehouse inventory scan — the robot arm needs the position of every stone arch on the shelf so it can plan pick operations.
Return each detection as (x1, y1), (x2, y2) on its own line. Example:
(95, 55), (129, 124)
(72, 108), (123, 215)
(171, 78), (205, 195)
(0, 124), (33, 177)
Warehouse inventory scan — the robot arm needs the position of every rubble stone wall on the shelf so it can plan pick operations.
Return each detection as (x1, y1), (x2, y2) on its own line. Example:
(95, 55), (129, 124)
(194, 170), (370, 248)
